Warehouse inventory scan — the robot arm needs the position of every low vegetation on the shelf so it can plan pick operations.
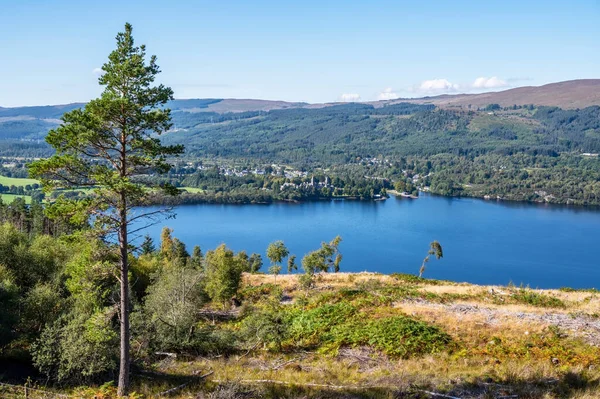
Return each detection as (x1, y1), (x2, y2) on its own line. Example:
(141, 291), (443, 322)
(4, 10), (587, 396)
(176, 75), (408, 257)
(1, 217), (599, 398)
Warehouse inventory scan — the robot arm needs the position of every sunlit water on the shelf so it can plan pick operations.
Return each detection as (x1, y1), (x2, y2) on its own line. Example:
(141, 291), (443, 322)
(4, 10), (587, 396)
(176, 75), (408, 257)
(139, 194), (600, 289)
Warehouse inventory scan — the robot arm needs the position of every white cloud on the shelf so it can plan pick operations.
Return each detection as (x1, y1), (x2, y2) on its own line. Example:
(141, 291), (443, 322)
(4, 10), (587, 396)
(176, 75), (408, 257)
(339, 93), (361, 102)
(472, 76), (508, 89)
(416, 79), (460, 94)
(92, 67), (104, 76)
(378, 87), (399, 101)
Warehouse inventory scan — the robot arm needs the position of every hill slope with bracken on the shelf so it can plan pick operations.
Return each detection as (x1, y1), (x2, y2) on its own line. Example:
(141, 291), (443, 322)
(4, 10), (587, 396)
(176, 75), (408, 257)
(392, 79), (600, 109)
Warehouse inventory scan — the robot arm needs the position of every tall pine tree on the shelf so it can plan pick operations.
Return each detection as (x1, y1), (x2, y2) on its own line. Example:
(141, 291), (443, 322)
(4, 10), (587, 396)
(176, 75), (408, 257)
(29, 23), (183, 396)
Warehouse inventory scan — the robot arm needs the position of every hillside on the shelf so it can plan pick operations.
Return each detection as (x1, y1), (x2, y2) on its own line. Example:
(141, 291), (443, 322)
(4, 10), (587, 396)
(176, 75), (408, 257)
(134, 272), (600, 398)
(1, 80), (598, 142)
(5, 270), (599, 398)
(394, 79), (600, 110)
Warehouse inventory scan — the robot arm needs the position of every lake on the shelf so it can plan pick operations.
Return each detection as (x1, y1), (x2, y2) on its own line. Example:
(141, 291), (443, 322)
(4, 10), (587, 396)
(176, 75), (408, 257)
(140, 194), (600, 289)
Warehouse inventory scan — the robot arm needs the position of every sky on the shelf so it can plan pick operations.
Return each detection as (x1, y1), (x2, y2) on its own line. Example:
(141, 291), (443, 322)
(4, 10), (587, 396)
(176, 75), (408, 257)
(0, 0), (598, 107)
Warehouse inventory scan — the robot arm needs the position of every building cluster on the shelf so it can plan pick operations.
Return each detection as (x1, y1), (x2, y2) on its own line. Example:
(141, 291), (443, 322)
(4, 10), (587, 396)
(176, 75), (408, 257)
(280, 176), (333, 191)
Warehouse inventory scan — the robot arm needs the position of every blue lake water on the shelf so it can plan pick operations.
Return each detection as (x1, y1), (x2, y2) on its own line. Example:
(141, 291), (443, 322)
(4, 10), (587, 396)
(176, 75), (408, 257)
(140, 194), (600, 289)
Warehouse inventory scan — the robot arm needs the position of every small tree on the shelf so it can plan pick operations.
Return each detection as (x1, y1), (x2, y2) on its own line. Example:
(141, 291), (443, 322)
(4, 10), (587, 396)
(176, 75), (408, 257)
(248, 253), (263, 273)
(140, 234), (155, 255)
(419, 240), (443, 278)
(204, 244), (245, 306)
(300, 236), (342, 289)
(190, 245), (203, 269)
(160, 227), (175, 259)
(287, 255), (297, 273)
(29, 24), (183, 396)
(266, 241), (289, 282)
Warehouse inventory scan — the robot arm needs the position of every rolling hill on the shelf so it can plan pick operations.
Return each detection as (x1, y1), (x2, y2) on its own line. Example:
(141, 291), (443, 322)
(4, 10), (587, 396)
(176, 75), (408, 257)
(0, 79), (599, 162)
(389, 79), (600, 110)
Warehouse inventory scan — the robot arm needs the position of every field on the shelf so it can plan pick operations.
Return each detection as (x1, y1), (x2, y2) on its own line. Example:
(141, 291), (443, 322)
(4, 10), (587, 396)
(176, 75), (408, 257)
(181, 186), (204, 193)
(0, 175), (38, 187)
(0, 193), (31, 204)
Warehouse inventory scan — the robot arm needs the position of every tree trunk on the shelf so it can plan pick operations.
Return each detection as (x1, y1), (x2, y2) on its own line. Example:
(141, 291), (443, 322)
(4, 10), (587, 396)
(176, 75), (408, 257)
(117, 208), (130, 397)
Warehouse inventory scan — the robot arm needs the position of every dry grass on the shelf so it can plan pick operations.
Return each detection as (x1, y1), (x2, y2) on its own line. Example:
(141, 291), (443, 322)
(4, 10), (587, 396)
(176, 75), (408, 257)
(56, 273), (600, 398)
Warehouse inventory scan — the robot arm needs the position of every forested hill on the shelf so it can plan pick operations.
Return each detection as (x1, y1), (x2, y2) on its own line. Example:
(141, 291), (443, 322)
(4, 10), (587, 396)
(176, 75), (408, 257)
(1, 93), (600, 166)
(1, 85), (600, 205)
(159, 103), (600, 165)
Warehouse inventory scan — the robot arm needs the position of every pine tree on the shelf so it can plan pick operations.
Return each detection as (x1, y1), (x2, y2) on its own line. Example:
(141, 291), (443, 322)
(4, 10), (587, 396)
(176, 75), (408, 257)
(140, 234), (156, 255)
(29, 23), (183, 396)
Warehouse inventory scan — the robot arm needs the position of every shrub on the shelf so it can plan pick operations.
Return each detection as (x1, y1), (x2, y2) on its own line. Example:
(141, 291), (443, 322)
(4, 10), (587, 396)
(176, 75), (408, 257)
(335, 315), (452, 358)
(510, 289), (566, 308)
(205, 244), (246, 305)
(283, 301), (451, 358)
(142, 265), (208, 353)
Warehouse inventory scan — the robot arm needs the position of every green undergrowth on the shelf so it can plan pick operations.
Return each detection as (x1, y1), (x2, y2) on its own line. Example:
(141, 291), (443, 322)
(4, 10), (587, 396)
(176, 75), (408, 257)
(235, 283), (453, 358)
(284, 302), (452, 357)
(506, 288), (567, 308)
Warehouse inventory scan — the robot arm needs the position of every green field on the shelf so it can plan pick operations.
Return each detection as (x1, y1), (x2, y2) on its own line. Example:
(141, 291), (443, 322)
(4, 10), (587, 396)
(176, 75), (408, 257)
(0, 194), (32, 204)
(0, 175), (39, 187)
(181, 186), (204, 193)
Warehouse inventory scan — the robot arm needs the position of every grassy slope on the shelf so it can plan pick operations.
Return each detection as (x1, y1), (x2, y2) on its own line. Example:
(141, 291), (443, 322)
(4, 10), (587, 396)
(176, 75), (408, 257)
(180, 186), (204, 193)
(127, 273), (600, 399)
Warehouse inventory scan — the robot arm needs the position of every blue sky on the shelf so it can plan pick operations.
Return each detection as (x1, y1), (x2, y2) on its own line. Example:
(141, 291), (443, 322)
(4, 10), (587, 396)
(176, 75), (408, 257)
(1, 0), (598, 107)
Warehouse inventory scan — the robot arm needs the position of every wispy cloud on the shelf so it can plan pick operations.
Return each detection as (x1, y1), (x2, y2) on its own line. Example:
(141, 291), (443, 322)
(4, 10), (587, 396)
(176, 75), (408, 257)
(472, 76), (508, 89)
(92, 67), (103, 76)
(339, 93), (361, 102)
(409, 76), (515, 96)
(378, 87), (399, 101)
(414, 79), (460, 95)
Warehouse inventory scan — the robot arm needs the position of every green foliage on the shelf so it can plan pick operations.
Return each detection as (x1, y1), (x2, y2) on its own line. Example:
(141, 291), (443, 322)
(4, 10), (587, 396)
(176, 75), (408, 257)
(287, 254), (297, 273)
(301, 236), (343, 274)
(419, 240), (443, 278)
(266, 241), (289, 265)
(191, 245), (204, 269)
(28, 24), (184, 232)
(141, 264), (208, 353)
(20, 283), (64, 335)
(247, 253), (263, 273)
(510, 288), (566, 309)
(0, 264), (19, 347)
(284, 301), (451, 357)
(160, 227), (175, 260)
(28, 24), (184, 394)
(32, 311), (119, 382)
(239, 283), (282, 303)
(204, 244), (246, 305)
(240, 299), (288, 351)
(140, 234), (156, 255)
(335, 315), (452, 358)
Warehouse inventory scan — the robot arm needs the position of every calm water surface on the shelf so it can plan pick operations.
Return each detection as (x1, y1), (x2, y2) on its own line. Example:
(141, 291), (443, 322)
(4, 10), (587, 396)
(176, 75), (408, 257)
(141, 194), (600, 289)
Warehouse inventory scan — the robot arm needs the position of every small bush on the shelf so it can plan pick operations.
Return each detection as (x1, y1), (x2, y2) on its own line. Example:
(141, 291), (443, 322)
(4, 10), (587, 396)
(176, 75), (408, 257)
(510, 289), (566, 308)
(239, 283), (282, 303)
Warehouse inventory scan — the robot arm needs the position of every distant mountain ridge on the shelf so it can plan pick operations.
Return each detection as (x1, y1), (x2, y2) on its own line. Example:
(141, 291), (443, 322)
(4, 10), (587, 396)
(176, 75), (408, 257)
(386, 79), (600, 110)
(2, 79), (598, 116)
